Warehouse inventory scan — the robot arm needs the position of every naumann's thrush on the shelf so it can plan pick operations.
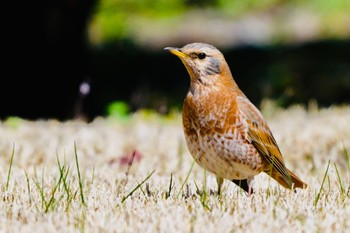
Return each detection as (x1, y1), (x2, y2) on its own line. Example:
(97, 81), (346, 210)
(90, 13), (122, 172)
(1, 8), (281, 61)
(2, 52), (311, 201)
(165, 42), (307, 195)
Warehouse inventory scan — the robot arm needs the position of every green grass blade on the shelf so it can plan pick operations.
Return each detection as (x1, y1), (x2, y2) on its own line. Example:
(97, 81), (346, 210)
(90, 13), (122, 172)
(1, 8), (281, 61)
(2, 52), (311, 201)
(342, 143), (350, 172)
(32, 176), (47, 210)
(24, 170), (32, 205)
(74, 142), (86, 206)
(6, 143), (15, 191)
(44, 158), (68, 213)
(121, 169), (155, 203)
(56, 154), (71, 202)
(333, 163), (345, 198)
(177, 160), (195, 199)
(166, 173), (173, 199)
(137, 182), (147, 197)
(314, 160), (331, 206)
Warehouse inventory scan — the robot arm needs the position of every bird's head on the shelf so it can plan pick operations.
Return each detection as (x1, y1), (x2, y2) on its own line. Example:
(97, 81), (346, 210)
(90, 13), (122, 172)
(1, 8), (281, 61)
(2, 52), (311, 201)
(164, 42), (235, 88)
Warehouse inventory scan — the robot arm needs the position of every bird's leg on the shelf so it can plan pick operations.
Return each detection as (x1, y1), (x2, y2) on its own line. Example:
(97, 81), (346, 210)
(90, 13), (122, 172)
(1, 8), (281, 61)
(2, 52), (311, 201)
(216, 176), (224, 196)
(231, 178), (255, 196)
(247, 178), (255, 197)
(248, 185), (253, 196)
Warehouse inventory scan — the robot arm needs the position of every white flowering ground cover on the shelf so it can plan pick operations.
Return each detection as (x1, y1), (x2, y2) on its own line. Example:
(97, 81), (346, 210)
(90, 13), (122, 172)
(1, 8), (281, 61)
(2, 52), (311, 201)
(0, 104), (349, 233)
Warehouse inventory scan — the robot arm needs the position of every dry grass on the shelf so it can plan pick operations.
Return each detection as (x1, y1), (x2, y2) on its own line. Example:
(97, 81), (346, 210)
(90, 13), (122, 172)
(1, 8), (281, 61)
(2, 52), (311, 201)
(0, 103), (349, 233)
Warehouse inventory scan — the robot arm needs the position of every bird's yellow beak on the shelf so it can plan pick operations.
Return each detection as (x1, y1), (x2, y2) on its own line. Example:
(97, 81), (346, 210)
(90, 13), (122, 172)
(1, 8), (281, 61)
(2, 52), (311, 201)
(164, 47), (188, 58)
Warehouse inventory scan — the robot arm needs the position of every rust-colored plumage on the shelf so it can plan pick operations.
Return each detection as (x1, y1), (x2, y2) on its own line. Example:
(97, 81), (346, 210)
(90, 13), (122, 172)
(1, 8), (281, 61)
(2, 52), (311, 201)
(165, 42), (307, 195)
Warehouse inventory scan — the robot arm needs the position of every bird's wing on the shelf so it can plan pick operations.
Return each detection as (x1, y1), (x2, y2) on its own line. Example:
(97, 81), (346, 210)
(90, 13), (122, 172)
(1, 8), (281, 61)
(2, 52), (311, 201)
(236, 96), (293, 188)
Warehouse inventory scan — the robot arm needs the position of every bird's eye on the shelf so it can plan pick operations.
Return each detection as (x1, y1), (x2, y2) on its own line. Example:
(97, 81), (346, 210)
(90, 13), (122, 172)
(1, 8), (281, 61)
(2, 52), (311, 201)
(198, 53), (206, 59)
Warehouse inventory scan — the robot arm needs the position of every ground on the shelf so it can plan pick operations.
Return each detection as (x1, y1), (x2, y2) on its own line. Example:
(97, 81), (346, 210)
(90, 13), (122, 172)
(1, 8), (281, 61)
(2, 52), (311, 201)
(0, 103), (349, 232)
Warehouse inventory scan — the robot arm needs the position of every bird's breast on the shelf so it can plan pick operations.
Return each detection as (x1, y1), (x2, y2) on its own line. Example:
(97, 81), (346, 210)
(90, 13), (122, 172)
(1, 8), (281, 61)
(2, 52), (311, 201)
(182, 90), (264, 179)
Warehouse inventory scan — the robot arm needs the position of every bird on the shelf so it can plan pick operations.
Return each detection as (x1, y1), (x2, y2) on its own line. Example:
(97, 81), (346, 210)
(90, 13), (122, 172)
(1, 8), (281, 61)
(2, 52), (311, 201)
(164, 42), (307, 195)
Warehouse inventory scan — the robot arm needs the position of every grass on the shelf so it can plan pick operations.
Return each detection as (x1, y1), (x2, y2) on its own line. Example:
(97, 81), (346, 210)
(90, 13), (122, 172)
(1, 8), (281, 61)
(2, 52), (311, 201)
(121, 169), (155, 203)
(0, 104), (349, 232)
(177, 160), (195, 199)
(166, 173), (173, 199)
(5, 143), (15, 191)
(343, 142), (350, 172)
(74, 142), (86, 206)
(313, 160), (330, 207)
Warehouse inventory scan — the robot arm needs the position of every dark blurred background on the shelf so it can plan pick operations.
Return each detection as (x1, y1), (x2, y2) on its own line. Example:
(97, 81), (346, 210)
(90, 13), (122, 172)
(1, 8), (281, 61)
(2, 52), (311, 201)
(1, 0), (350, 121)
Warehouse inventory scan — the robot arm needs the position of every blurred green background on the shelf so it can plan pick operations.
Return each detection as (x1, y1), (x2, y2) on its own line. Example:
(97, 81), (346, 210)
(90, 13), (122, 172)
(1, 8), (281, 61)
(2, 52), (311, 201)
(2, 0), (350, 120)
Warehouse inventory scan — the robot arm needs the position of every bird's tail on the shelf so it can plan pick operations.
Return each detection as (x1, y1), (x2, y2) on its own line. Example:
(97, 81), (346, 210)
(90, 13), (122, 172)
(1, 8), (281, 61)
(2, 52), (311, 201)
(268, 168), (307, 190)
(287, 168), (307, 189)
